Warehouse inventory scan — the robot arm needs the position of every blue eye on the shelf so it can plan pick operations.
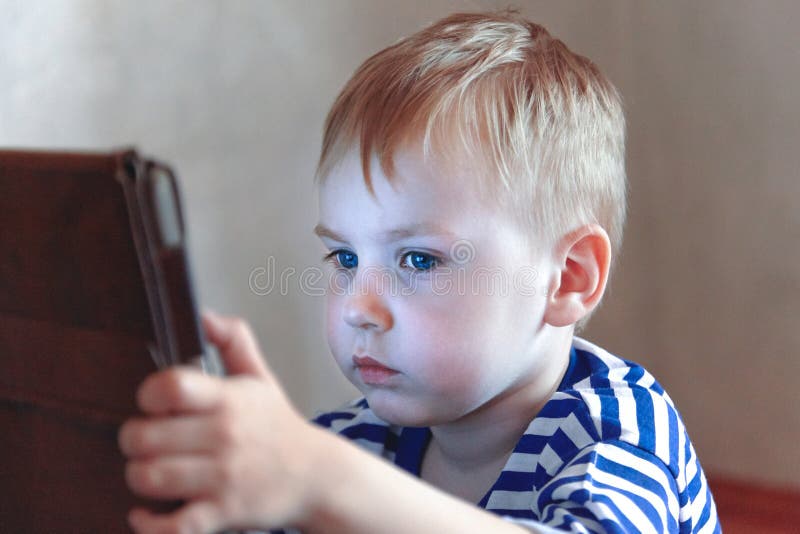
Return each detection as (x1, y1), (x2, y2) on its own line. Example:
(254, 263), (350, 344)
(402, 251), (438, 271)
(323, 250), (358, 269)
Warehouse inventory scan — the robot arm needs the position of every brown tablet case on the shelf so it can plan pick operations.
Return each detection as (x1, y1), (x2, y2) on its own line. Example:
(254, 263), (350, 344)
(0, 149), (207, 532)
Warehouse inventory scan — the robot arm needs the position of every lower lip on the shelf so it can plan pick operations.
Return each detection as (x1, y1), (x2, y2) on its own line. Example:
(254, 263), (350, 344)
(357, 365), (399, 385)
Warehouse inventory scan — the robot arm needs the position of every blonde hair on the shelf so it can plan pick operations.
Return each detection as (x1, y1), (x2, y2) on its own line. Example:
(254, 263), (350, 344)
(317, 10), (626, 256)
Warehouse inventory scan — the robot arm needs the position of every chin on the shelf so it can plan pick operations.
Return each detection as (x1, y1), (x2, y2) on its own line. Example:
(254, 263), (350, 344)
(362, 391), (443, 427)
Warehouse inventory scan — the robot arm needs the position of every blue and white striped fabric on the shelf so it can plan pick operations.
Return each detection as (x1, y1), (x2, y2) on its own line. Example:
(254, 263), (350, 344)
(313, 337), (720, 533)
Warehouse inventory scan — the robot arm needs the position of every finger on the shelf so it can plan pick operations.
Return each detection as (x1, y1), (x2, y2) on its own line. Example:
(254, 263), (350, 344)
(119, 414), (221, 458)
(201, 309), (271, 379)
(125, 455), (219, 500)
(137, 367), (224, 415)
(129, 501), (221, 534)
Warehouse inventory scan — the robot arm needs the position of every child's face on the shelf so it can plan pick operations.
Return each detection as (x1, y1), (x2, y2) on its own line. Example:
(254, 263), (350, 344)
(316, 145), (559, 427)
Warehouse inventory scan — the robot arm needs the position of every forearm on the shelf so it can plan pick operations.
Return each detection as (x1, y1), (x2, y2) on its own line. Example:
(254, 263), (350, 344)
(300, 428), (543, 534)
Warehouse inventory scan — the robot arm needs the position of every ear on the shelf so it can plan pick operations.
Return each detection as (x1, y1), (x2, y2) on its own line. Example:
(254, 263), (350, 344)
(543, 224), (612, 328)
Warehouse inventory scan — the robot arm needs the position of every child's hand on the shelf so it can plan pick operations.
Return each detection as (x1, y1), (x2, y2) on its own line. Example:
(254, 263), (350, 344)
(119, 310), (322, 533)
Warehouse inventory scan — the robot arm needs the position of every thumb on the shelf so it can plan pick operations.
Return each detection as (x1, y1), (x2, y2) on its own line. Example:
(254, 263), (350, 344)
(201, 309), (271, 379)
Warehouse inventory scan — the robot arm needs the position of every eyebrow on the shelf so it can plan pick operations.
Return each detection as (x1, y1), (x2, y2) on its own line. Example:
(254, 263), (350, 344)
(313, 223), (458, 243)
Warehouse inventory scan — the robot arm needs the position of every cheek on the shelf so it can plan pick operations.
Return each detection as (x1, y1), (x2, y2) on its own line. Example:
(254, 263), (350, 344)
(324, 296), (349, 363)
(398, 297), (490, 390)
(408, 291), (535, 387)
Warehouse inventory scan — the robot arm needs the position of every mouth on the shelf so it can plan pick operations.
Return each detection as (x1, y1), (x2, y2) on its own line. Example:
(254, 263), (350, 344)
(353, 355), (399, 386)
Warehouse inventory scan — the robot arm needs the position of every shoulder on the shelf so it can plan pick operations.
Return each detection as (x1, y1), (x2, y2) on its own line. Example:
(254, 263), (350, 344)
(519, 338), (704, 494)
(518, 338), (718, 531)
(311, 398), (402, 460)
(537, 337), (685, 472)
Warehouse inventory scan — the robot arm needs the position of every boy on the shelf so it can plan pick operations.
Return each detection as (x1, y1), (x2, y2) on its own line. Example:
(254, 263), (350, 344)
(119, 11), (720, 533)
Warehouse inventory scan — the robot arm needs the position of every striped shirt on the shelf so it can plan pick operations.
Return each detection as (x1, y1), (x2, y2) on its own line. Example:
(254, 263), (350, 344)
(312, 337), (720, 533)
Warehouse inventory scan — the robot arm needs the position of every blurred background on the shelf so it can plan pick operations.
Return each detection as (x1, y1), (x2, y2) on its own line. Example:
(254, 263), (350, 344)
(1, 0), (797, 494)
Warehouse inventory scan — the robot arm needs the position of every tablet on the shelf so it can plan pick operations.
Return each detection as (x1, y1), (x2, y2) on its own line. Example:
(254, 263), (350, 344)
(0, 148), (206, 532)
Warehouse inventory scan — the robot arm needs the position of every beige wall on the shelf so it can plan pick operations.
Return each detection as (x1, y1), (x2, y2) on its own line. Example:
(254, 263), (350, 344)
(2, 0), (797, 487)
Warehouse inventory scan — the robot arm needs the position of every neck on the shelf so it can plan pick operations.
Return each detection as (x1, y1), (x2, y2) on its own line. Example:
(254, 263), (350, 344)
(428, 333), (573, 472)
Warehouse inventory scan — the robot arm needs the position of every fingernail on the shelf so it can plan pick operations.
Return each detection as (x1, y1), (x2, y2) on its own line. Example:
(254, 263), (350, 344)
(201, 309), (222, 330)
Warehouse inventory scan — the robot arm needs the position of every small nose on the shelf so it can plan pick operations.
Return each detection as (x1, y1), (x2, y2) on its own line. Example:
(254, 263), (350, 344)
(342, 273), (394, 331)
